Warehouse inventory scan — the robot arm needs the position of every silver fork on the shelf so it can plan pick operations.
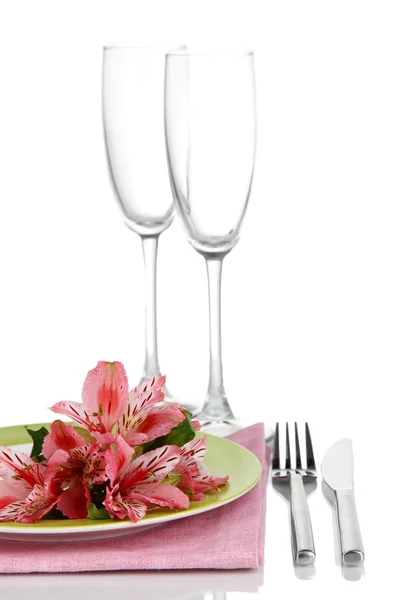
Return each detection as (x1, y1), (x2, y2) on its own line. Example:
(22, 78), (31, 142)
(272, 422), (317, 566)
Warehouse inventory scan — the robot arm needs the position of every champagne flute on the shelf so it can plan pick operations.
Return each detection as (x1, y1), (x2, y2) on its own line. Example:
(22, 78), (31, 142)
(103, 43), (195, 409)
(165, 49), (256, 433)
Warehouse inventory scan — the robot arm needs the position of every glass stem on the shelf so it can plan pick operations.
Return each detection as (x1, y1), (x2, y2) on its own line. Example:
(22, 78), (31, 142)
(141, 235), (161, 378)
(202, 257), (234, 420)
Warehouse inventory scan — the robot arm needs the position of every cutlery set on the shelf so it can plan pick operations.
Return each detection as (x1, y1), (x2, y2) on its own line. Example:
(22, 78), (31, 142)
(272, 423), (365, 573)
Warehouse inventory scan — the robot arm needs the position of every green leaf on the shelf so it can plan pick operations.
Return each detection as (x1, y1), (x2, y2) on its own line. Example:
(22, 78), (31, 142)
(24, 426), (49, 462)
(162, 411), (196, 446)
(87, 503), (111, 520)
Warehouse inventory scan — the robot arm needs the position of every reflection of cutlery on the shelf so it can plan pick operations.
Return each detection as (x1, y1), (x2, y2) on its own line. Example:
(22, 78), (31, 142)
(272, 423), (317, 566)
(322, 439), (365, 566)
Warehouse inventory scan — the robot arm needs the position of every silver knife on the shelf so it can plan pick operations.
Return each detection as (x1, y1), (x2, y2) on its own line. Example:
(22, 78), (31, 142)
(321, 439), (365, 566)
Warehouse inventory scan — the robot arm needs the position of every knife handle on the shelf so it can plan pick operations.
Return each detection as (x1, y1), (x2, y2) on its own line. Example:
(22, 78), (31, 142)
(335, 489), (365, 565)
(289, 472), (316, 565)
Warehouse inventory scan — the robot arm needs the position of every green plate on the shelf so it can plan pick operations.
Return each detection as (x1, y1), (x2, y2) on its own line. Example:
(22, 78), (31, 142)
(0, 423), (262, 542)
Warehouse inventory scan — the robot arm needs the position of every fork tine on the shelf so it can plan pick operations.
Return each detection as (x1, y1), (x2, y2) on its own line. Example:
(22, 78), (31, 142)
(272, 423), (280, 469)
(285, 423), (291, 469)
(305, 422), (316, 469)
(294, 422), (302, 469)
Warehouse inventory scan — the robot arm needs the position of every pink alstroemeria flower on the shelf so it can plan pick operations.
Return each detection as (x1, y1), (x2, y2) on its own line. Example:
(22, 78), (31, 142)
(116, 376), (186, 446)
(43, 420), (108, 489)
(51, 362), (186, 447)
(51, 361), (129, 434)
(0, 447), (66, 522)
(42, 419), (86, 458)
(0, 437), (97, 522)
(103, 435), (189, 522)
(175, 436), (229, 501)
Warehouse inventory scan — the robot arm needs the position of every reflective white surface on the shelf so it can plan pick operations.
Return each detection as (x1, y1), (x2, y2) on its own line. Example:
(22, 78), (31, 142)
(0, 473), (394, 598)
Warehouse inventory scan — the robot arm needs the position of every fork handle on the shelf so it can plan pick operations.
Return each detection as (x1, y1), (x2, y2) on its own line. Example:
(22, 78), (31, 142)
(289, 472), (316, 565)
(335, 489), (365, 565)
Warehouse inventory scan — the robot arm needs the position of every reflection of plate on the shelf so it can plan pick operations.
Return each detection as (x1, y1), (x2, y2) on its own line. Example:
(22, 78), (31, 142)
(0, 423), (262, 542)
(0, 567), (263, 600)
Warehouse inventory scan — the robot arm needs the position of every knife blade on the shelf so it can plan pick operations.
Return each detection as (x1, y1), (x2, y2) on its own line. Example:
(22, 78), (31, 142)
(321, 439), (365, 566)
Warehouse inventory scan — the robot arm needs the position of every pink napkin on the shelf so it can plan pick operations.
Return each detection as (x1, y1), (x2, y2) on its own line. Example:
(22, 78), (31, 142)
(0, 423), (270, 573)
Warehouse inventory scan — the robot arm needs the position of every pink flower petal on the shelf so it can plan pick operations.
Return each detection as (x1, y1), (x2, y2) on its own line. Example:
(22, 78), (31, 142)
(190, 491), (206, 501)
(204, 474), (229, 488)
(104, 435), (134, 485)
(82, 361), (129, 431)
(42, 420), (85, 459)
(50, 401), (96, 430)
(128, 387), (165, 413)
(135, 375), (166, 397)
(92, 431), (116, 450)
(122, 431), (149, 446)
(134, 483), (190, 511)
(136, 403), (185, 443)
(191, 420), (201, 431)
(57, 479), (91, 519)
(43, 449), (70, 494)
(189, 473), (229, 495)
(0, 479), (27, 508)
(178, 469), (198, 494)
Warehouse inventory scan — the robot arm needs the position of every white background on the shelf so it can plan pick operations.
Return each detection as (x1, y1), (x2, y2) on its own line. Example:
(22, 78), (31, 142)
(0, 0), (411, 595)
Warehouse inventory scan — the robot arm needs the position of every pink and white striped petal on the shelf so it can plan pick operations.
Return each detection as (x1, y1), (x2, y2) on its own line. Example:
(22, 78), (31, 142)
(133, 483), (190, 511)
(104, 488), (147, 523)
(0, 500), (26, 522)
(50, 401), (98, 430)
(192, 473), (230, 493)
(0, 447), (45, 489)
(124, 498), (148, 523)
(118, 389), (165, 440)
(21, 484), (59, 523)
(179, 436), (207, 468)
(69, 443), (108, 485)
(134, 375), (166, 398)
(125, 444), (181, 487)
